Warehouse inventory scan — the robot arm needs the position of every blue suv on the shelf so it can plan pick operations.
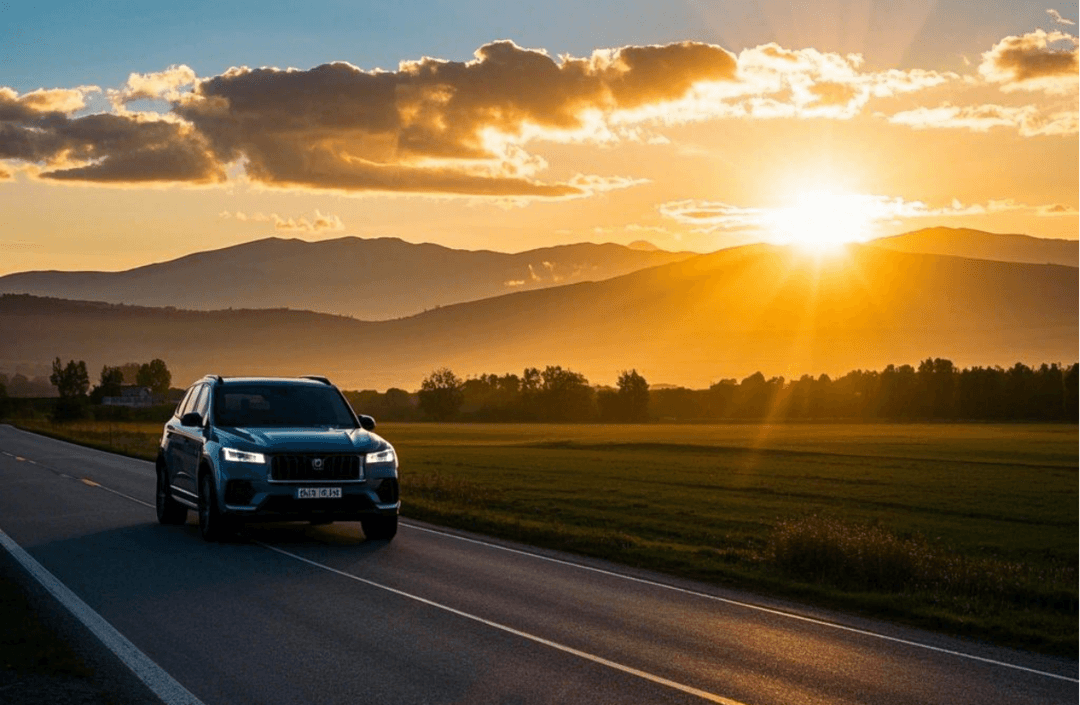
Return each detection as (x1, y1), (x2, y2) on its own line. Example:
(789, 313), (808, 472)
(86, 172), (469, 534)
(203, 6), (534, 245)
(156, 375), (400, 541)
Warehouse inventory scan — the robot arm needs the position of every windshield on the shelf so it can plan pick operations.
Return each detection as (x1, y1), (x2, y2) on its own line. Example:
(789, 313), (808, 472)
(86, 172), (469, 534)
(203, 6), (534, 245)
(213, 384), (357, 428)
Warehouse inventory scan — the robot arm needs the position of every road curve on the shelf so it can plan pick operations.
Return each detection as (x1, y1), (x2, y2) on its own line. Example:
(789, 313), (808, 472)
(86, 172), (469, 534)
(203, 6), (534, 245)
(0, 425), (1075, 705)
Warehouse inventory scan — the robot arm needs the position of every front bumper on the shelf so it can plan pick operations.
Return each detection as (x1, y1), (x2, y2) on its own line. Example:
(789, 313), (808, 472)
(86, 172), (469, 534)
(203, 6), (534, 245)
(219, 461), (399, 522)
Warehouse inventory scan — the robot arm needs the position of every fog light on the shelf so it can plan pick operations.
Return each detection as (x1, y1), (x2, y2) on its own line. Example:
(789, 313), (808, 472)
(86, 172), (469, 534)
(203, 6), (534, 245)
(224, 480), (256, 505)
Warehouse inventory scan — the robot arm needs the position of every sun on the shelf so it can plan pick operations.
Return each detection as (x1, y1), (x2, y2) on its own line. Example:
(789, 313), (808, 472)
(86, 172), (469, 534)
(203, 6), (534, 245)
(768, 191), (875, 253)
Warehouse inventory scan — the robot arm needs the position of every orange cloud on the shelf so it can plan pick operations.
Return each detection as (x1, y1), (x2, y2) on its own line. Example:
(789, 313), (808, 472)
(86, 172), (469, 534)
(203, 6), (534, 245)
(886, 103), (1077, 136)
(979, 29), (1079, 93)
(221, 209), (346, 233)
(112, 65), (197, 107)
(659, 201), (766, 231)
(0, 86), (97, 115)
(659, 196), (1072, 235)
(717, 44), (957, 120)
(1037, 202), (1079, 215)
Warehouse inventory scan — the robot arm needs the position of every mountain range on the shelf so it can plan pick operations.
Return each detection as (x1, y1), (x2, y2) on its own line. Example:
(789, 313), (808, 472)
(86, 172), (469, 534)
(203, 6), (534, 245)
(1, 237), (1074, 390)
(1, 228), (1075, 321)
(868, 227), (1077, 267)
(0, 237), (694, 321)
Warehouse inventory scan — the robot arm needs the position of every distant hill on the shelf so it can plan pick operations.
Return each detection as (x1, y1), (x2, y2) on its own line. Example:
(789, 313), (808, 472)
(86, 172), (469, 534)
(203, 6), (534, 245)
(0, 237), (694, 321)
(1, 244), (1074, 391)
(867, 227), (1078, 267)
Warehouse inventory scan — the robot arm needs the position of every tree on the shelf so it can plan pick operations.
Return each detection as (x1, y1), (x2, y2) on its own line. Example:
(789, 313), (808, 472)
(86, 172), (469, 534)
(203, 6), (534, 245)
(536, 366), (595, 422)
(418, 367), (465, 421)
(601, 369), (650, 422)
(618, 369), (650, 421)
(917, 358), (956, 419)
(90, 365), (125, 404)
(49, 358), (89, 398)
(49, 357), (90, 422)
(1065, 364), (1079, 421)
(136, 359), (171, 400)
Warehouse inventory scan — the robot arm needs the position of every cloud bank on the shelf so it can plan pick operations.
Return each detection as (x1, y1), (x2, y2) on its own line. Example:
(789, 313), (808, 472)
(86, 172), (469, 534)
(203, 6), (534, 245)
(0, 30), (1076, 195)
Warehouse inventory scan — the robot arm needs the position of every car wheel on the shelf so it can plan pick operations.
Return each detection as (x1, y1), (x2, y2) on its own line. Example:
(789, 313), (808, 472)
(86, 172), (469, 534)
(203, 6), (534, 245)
(198, 472), (231, 542)
(156, 463), (187, 525)
(360, 514), (398, 541)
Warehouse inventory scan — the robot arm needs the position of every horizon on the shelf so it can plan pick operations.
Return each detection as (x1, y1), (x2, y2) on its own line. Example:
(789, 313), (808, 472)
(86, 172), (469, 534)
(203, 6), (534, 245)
(1, 2), (1077, 275)
(0, 224), (1075, 276)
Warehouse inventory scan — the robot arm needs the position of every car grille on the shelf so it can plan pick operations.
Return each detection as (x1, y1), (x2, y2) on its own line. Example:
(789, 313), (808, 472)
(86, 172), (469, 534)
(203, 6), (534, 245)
(270, 454), (362, 482)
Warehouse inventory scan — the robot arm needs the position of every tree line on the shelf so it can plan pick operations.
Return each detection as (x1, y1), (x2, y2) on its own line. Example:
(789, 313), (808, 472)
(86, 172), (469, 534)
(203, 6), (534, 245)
(348, 359), (1078, 423)
(3, 356), (1075, 423)
(0, 358), (174, 421)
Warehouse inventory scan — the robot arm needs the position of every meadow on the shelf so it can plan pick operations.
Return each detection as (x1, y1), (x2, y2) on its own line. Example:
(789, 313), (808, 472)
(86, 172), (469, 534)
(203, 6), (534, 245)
(11, 419), (1077, 655)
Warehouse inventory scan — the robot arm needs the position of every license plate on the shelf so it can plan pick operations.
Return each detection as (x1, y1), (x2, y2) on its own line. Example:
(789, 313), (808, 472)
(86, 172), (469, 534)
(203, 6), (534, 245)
(296, 487), (342, 499)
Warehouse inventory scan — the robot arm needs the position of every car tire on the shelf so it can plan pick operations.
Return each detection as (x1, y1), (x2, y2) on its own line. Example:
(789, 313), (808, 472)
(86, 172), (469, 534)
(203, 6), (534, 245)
(156, 463), (187, 525)
(199, 472), (231, 542)
(361, 514), (398, 541)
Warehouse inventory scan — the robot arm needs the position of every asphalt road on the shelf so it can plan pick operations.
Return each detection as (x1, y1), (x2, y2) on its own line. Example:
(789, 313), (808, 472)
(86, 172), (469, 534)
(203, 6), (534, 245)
(0, 425), (1075, 705)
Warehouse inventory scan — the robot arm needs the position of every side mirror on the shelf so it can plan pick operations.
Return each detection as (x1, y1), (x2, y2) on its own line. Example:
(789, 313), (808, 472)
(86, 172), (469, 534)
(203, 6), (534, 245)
(358, 415), (376, 431)
(180, 412), (204, 428)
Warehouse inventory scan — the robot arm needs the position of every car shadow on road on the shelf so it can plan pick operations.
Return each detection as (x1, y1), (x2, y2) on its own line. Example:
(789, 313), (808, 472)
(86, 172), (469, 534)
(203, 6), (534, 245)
(231, 520), (390, 550)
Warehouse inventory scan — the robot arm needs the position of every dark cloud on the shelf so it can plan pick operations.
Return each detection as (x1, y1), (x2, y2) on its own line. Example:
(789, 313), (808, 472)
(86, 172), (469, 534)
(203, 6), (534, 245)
(0, 40), (736, 195)
(979, 30), (1079, 92)
(175, 40), (736, 195)
(0, 41), (737, 194)
(1038, 202), (1078, 215)
(0, 89), (223, 184)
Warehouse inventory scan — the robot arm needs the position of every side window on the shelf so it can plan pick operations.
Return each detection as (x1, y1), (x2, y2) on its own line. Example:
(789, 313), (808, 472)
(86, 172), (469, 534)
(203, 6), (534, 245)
(192, 385), (210, 418)
(175, 386), (196, 418)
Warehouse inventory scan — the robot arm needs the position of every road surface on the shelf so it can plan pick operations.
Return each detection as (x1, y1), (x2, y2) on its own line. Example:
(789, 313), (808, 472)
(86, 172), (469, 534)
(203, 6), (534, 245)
(0, 425), (1075, 705)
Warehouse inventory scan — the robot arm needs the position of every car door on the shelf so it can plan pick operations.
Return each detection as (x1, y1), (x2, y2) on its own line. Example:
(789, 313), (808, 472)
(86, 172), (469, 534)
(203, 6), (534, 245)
(173, 383), (209, 501)
(163, 386), (196, 499)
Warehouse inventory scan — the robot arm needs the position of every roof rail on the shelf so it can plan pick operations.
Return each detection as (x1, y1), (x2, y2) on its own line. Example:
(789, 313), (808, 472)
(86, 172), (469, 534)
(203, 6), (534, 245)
(201, 374), (224, 384)
(300, 375), (332, 385)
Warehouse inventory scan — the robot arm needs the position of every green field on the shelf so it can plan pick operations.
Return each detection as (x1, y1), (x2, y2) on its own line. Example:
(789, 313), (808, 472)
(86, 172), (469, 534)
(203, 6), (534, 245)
(11, 419), (1078, 654)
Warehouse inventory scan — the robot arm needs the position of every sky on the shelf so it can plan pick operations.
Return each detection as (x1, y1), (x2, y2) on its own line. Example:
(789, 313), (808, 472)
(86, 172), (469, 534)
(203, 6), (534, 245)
(1, 0), (1077, 274)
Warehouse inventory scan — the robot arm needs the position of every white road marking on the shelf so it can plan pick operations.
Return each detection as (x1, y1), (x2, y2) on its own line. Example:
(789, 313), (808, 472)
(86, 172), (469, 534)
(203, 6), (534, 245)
(0, 529), (206, 705)
(81, 477), (155, 508)
(256, 541), (748, 705)
(400, 523), (1079, 684)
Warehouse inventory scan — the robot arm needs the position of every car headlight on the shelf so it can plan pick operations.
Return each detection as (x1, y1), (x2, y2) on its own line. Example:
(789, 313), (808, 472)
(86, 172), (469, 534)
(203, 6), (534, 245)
(222, 447), (266, 464)
(365, 448), (396, 465)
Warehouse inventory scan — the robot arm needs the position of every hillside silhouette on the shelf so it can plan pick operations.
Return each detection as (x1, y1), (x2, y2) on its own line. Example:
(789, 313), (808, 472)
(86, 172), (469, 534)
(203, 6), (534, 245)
(0, 236), (694, 320)
(1, 244), (1074, 390)
(867, 227), (1077, 267)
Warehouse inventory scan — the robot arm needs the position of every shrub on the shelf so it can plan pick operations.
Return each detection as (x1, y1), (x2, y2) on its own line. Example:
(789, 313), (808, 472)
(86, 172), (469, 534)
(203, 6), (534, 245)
(764, 514), (1077, 615)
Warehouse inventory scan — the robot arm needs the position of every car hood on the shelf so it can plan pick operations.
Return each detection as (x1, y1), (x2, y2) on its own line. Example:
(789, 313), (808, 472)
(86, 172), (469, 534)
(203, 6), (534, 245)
(215, 427), (387, 454)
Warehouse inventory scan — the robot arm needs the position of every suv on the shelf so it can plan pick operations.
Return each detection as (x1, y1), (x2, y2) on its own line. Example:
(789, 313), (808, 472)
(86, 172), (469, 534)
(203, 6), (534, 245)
(156, 375), (400, 542)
